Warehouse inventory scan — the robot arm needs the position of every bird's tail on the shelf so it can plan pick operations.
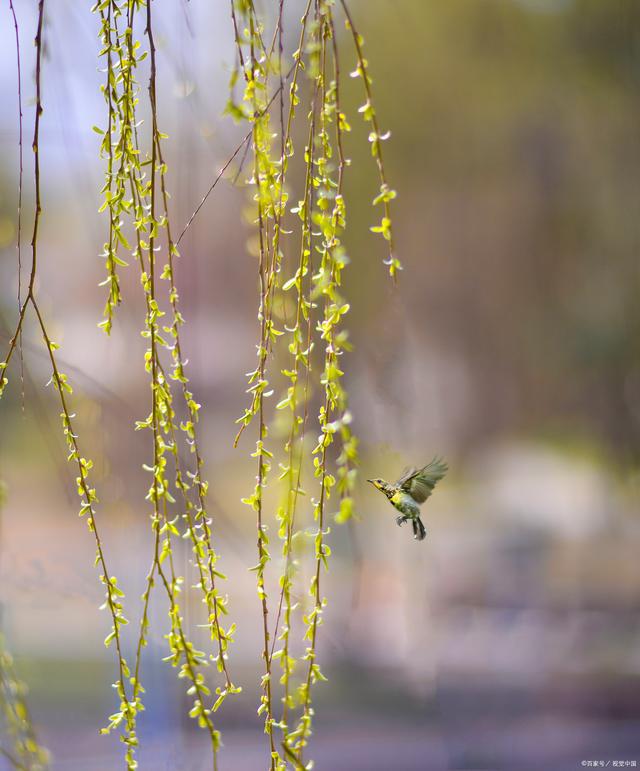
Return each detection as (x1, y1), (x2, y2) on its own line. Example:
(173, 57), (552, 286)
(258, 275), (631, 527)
(412, 517), (427, 541)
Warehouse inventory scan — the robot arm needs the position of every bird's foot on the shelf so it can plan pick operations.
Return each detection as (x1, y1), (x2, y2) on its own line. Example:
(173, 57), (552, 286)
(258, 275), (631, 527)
(396, 515), (408, 527)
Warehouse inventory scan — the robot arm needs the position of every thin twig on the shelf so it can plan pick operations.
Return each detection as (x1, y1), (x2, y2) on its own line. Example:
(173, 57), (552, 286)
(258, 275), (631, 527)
(339, 0), (400, 278)
(8, 0), (24, 411)
(176, 59), (298, 248)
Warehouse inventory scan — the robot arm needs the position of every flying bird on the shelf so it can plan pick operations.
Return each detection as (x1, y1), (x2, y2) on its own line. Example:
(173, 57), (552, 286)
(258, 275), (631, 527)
(368, 457), (448, 541)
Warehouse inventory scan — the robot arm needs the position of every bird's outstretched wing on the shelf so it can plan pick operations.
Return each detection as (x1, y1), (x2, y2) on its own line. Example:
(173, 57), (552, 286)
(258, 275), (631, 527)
(396, 457), (448, 503)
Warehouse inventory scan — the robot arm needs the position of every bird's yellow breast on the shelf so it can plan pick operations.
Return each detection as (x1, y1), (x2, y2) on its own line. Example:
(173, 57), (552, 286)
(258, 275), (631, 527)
(390, 490), (421, 517)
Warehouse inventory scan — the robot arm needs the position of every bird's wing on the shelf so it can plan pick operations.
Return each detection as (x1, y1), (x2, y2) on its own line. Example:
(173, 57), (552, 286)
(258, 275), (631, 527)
(396, 457), (448, 503)
(395, 466), (417, 488)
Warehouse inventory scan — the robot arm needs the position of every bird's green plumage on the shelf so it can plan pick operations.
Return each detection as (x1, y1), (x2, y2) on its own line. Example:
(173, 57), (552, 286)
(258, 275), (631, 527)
(396, 457), (449, 503)
(368, 456), (448, 541)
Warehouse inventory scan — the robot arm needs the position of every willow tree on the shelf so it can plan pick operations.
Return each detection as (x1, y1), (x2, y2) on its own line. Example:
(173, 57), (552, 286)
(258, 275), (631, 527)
(0, 1), (399, 768)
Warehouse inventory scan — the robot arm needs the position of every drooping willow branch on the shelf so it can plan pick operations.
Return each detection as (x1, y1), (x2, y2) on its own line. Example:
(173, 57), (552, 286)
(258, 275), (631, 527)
(270, 4), (317, 751)
(0, 635), (50, 771)
(1, 0), (137, 764)
(339, 0), (400, 278)
(7, 0), (25, 409)
(1, 8), (54, 768)
(93, 1), (239, 767)
(229, 1), (398, 768)
(1, 1), (400, 769)
(231, 5), (283, 764)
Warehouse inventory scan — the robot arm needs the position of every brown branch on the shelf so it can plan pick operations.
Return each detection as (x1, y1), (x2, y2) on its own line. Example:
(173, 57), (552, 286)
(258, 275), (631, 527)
(339, 0), (399, 278)
(0, 1), (136, 756)
(175, 58), (298, 248)
(8, 0), (24, 409)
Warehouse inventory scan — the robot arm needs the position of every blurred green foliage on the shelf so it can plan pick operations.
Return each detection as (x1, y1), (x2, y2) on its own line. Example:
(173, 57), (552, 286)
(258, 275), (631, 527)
(340, 0), (640, 458)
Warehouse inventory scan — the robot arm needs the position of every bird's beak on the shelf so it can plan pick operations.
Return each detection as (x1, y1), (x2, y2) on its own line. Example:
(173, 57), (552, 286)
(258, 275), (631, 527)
(366, 479), (374, 485)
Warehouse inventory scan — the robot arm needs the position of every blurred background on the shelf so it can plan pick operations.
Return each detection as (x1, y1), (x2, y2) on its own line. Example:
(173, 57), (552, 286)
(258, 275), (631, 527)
(1, 0), (640, 769)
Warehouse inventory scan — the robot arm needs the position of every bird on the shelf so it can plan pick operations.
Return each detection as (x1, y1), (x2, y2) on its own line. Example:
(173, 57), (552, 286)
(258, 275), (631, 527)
(368, 457), (448, 541)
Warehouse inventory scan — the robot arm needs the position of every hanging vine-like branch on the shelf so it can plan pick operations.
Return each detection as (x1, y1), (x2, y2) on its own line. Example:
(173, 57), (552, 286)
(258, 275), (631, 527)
(229, 1), (398, 767)
(93, 1), (240, 767)
(1, 1), (399, 769)
(2, 0), (136, 765)
(0, 634), (50, 771)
